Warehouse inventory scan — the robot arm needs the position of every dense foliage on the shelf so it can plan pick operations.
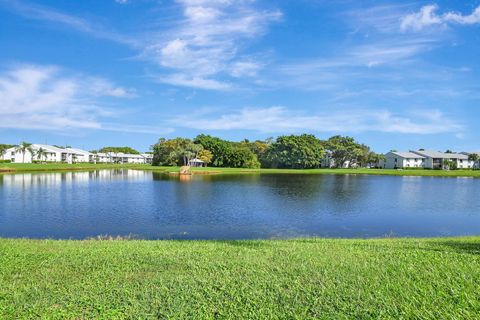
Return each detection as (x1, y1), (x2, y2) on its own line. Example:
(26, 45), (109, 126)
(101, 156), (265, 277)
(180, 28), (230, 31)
(152, 134), (384, 169)
(265, 134), (324, 169)
(197, 149), (213, 166)
(96, 147), (140, 154)
(0, 144), (15, 152)
(193, 135), (235, 167)
(152, 138), (203, 166)
(323, 135), (384, 168)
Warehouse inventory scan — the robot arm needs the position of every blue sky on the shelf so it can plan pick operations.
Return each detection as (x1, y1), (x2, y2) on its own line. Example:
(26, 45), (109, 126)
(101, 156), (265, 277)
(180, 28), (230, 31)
(1, 0), (479, 152)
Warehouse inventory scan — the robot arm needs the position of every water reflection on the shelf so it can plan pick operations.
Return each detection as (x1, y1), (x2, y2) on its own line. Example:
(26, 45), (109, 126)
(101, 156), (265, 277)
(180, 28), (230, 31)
(1, 169), (151, 188)
(0, 170), (479, 239)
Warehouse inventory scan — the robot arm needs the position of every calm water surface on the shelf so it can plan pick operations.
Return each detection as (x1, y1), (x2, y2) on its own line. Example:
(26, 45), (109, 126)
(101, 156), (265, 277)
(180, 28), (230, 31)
(0, 169), (479, 239)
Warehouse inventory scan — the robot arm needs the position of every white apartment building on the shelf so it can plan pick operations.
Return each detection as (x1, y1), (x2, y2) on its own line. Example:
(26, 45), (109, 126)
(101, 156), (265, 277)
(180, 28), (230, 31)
(94, 152), (151, 164)
(410, 150), (474, 169)
(2, 144), (81, 164)
(141, 153), (154, 164)
(66, 148), (95, 163)
(1, 144), (152, 165)
(381, 152), (425, 169)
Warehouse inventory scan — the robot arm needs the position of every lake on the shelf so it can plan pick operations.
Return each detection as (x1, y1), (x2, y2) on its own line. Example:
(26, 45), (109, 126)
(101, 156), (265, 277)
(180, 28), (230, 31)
(0, 169), (479, 239)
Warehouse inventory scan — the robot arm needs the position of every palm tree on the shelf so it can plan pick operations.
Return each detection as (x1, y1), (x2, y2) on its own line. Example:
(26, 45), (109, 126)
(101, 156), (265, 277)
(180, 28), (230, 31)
(15, 142), (33, 163)
(0, 146), (6, 159)
(469, 153), (479, 169)
(36, 147), (47, 163)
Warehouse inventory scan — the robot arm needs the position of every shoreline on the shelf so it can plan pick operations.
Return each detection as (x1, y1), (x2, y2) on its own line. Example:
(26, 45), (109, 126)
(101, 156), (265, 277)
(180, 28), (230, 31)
(1, 163), (480, 177)
(1, 235), (479, 241)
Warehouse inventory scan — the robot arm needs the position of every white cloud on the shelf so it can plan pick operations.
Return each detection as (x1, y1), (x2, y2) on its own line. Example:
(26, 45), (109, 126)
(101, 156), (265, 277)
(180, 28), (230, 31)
(155, 73), (231, 90)
(142, 0), (281, 89)
(169, 106), (463, 135)
(401, 4), (480, 32)
(444, 6), (480, 24)
(4, 1), (137, 46)
(230, 61), (262, 78)
(115, 0), (128, 4)
(0, 64), (146, 132)
(88, 78), (136, 97)
(3, 1), (281, 90)
(0, 65), (100, 130)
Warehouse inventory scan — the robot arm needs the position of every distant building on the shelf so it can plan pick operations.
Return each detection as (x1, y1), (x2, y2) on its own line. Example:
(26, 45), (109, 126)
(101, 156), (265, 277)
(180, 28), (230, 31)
(141, 153), (153, 164)
(462, 152), (480, 169)
(66, 148), (95, 163)
(321, 152), (352, 168)
(1, 144), (152, 165)
(2, 144), (83, 164)
(188, 158), (205, 167)
(410, 150), (473, 169)
(94, 152), (151, 164)
(381, 152), (425, 169)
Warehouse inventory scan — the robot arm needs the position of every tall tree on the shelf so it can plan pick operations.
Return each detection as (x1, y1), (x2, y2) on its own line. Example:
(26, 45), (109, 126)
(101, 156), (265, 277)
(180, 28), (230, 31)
(152, 138), (203, 166)
(15, 142), (33, 163)
(0, 146), (7, 159)
(99, 146), (140, 154)
(35, 147), (48, 162)
(265, 134), (324, 169)
(194, 135), (234, 167)
(197, 149), (213, 166)
(324, 136), (364, 168)
(468, 153), (479, 169)
(229, 147), (260, 168)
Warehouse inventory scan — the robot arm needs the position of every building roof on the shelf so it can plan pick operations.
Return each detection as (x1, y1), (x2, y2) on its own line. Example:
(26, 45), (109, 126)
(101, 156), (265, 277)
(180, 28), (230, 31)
(141, 153), (153, 158)
(389, 151), (425, 159)
(411, 150), (469, 159)
(66, 147), (92, 155)
(33, 144), (69, 153)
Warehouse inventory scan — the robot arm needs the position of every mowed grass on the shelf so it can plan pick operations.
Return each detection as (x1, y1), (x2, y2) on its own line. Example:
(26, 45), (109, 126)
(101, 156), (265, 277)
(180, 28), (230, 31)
(182, 166), (480, 177)
(0, 238), (479, 319)
(0, 163), (155, 173)
(2, 163), (480, 177)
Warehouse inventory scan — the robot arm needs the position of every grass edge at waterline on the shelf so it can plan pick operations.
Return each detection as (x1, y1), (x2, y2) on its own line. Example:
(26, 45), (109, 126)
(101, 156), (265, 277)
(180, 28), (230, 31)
(1, 163), (480, 177)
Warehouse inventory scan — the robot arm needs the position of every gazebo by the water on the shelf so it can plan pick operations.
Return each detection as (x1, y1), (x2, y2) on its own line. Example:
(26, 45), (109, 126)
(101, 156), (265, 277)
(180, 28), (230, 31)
(188, 158), (205, 167)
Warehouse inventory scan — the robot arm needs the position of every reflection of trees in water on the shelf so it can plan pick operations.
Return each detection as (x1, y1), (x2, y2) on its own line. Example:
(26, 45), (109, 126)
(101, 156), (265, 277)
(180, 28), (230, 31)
(152, 173), (365, 202)
(152, 172), (262, 184)
(325, 175), (364, 202)
(257, 174), (363, 202)
(257, 174), (325, 200)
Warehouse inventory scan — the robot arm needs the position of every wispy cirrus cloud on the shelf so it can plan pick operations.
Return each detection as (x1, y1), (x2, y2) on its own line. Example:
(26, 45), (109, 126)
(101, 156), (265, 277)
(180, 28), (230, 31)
(0, 64), (168, 134)
(2, 0), (281, 90)
(169, 106), (463, 135)
(1, 0), (138, 46)
(401, 4), (480, 32)
(143, 0), (282, 90)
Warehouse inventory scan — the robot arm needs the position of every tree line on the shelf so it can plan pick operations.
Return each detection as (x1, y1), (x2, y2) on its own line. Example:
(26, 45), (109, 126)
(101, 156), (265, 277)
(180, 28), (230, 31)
(152, 134), (384, 169)
(90, 146), (141, 154)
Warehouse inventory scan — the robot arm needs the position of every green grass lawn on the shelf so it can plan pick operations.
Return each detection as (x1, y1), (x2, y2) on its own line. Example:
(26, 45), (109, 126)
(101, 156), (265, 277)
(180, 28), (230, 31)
(186, 166), (480, 177)
(2, 163), (480, 177)
(0, 162), (156, 172)
(0, 237), (479, 319)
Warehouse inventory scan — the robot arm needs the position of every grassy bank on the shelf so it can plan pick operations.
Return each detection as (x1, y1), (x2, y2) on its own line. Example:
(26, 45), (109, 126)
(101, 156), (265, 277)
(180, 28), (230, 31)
(0, 237), (479, 319)
(0, 163), (156, 173)
(186, 166), (480, 177)
(1, 163), (480, 177)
